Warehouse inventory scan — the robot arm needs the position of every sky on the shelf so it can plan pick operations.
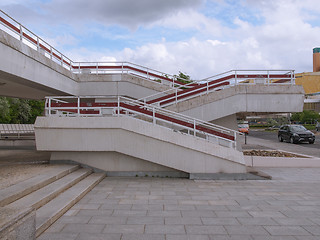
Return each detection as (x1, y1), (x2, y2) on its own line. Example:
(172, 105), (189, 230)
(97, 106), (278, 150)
(1, 0), (320, 79)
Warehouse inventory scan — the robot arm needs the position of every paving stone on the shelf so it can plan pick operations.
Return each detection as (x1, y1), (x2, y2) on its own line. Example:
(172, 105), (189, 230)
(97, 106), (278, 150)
(185, 225), (226, 235)
(264, 226), (311, 236)
(76, 233), (121, 240)
(147, 210), (181, 217)
(112, 210), (147, 216)
(76, 209), (113, 216)
(180, 210), (216, 218)
(248, 211), (287, 218)
(215, 211), (251, 218)
(131, 204), (163, 210)
(167, 234), (210, 240)
(89, 216), (127, 224)
(100, 203), (132, 210)
(57, 216), (91, 224)
(37, 232), (79, 240)
(237, 217), (278, 226)
(103, 224), (145, 234)
(164, 204), (196, 211)
(121, 234), (165, 240)
(302, 225), (320, 235)
(273, 217), (316, 226)
(251, 236), (296, 240)
(72, 203), (101, 210)
(209, 235), (253, 240)
(201, 217), (240, 225)
(224, 226), (269, 235)
(62, 223), (105, 233)
(165, 217), (202, 225)
(145, 224), (186, 234)
(127, 216), (164, 225)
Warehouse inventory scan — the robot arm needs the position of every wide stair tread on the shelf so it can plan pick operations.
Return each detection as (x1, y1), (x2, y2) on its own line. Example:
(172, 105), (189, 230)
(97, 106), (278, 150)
(0, 164), (79, 207)
(7, 168), (92, 210)
(36, 172), (106, 237)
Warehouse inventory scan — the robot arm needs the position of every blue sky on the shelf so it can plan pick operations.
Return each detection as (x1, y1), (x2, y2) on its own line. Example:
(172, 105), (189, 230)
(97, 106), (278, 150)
(1, 0), (320, 79)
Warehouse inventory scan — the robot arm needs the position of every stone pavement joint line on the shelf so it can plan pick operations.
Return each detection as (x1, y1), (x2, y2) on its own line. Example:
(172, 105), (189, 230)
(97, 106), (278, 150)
(38, 168), (320, 239)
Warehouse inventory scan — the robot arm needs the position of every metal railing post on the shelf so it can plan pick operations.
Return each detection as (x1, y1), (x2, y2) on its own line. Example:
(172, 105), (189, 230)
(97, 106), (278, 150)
(193, 120), (196, 136)
(206, 80), (209, 94)
(235, 70), (237, 85)
(48, 98), (51, 116)
(175, 89), (178, 104)
(153, 107), (156, 124)
(117, 96), (120, 117)
(19, 25), (23, 41)
(36, 37), (40, 52)
(50, 47), (53, 60)
(77, 97), (80, 116)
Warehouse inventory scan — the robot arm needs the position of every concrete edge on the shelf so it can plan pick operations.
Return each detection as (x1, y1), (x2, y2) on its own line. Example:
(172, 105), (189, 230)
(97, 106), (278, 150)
(50, 159), (189, 178)
(0, 207), (35, 240)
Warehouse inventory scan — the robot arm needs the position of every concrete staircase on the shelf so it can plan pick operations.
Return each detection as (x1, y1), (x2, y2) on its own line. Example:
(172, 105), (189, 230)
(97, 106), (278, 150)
(0, 164), (105, 238)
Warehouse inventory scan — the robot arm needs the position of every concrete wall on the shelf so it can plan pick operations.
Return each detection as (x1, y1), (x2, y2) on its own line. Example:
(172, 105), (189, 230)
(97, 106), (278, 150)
(35, 116), (246, 174)
(166, 85), (305, 123)
(0, 29), (171, 99)
(0, 29), (79, 98)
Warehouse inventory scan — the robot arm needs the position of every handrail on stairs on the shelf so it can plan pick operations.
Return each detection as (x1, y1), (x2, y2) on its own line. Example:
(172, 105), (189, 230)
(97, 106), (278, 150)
(45, 96), (241, 149)
(0, 9), (192, 88)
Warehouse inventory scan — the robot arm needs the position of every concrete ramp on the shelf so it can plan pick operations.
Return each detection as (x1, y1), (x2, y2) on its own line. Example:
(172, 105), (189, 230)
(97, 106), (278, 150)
(165, 84), (305, 122)
(35, 116), (246, 178)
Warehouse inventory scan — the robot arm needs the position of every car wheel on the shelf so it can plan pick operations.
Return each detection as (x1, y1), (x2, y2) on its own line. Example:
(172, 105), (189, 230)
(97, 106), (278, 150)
(278, 135), (283, 142)
(290, 137), (295, 144)
(309, 140), (315, 144)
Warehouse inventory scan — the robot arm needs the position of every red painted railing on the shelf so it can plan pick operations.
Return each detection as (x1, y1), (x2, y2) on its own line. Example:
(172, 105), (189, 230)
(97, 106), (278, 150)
(46, 96), (240, 148)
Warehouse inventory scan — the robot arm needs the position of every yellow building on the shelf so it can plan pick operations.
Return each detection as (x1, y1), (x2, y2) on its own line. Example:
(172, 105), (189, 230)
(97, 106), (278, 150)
(295, 48), (320, 113)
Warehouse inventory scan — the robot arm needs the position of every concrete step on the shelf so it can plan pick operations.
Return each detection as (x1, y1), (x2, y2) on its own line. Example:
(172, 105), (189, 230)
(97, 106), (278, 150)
(0, 164), (79, 207)
(35, 172), (106, 237)
(7, 168), (92, 210)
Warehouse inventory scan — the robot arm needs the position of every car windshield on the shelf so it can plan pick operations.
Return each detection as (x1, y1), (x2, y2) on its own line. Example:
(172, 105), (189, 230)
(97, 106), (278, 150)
(289, 125), (307, 131)
(238, 124), (249, 128)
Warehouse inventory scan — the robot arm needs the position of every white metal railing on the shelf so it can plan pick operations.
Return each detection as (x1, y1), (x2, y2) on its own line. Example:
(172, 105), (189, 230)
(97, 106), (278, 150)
(139, 69), (295, 107)
(0, 124), (34, 139)
(0, 10), (192, 88)
(45, 96), (241, 149)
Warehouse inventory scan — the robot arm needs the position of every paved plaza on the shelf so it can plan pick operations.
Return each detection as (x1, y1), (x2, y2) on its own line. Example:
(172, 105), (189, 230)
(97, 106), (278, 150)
(38, 167), (320, 240)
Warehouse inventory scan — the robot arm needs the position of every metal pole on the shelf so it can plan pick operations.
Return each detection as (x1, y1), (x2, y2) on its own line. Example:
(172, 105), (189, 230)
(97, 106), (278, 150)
(117, 96), (120, 117)
(77, 97), (80, 116)
(153, 107), (155, 124)
(19, 25), (23, 41)
(175, 89), (178, 103)
(193, 120), (196, 136)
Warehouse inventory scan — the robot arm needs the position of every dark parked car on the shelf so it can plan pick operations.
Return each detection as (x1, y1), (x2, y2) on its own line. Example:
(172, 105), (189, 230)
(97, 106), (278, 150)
(278, 125), (315, 144)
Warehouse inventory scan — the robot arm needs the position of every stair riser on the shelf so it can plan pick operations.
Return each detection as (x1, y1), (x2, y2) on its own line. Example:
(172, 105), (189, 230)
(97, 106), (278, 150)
(35, 174), (104, 237)
(0, 165), (79, 207)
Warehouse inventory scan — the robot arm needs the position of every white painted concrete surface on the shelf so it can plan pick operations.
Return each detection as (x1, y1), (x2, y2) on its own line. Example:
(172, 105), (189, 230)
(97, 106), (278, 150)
(35, 116), (246, 174)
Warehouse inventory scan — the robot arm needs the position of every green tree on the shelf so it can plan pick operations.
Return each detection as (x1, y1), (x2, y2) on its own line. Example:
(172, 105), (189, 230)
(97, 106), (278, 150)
(0, 97), (11, 122)
(0, 97), (44, 124)
(174, 71), (192, 84)
(291, 110), (320, 124)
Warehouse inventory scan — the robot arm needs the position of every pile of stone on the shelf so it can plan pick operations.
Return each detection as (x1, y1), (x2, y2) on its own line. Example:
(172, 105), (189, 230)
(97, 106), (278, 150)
(243, 150), (304, 158)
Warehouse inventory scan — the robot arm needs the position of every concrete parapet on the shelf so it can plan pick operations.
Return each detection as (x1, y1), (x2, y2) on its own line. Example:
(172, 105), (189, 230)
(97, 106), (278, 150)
(244, 155), (320, 168)
(35, 116), (246, 175)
